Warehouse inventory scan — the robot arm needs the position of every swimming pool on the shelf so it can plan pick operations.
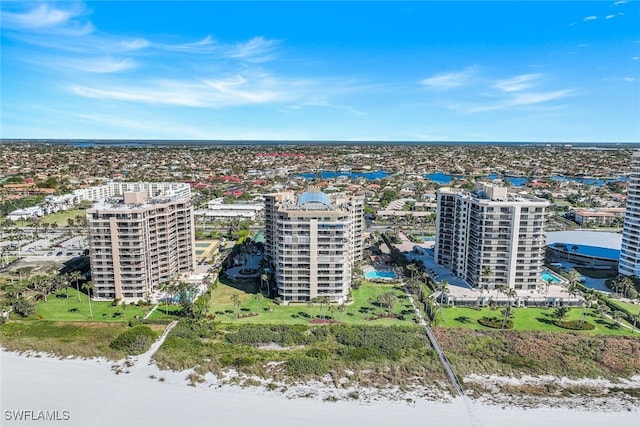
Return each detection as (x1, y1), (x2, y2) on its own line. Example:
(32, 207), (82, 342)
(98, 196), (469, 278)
(365, 270), (398, 280)
(540, 271), (563, 284)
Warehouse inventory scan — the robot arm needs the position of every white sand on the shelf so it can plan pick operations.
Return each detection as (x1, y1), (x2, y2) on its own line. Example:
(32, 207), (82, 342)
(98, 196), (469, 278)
(1, 349), (638, 427)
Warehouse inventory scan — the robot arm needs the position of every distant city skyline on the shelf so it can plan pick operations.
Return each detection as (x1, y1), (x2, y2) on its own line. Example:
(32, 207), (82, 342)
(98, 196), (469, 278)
(1, 1), (639, 142)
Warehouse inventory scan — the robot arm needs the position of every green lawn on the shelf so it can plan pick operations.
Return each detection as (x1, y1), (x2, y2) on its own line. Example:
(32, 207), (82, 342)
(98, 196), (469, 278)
(15, 208), (87, 228)
(34, 287), (158, 322)
(607, 299), (640, 315)
(208, 279), (416, 325)
(439, 306), (634, 336)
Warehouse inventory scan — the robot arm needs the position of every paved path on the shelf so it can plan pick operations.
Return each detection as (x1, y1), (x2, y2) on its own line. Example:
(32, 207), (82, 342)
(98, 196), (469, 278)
(131, 320), (178, 369)
(403, 285), (484, 427)
(402, 285), (463, 396)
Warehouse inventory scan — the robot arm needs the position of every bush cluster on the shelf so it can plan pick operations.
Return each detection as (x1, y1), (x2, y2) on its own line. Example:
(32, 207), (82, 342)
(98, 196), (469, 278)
(109, 325), (157, 354)
(553, 320), (595, 331)
(478, 316), (513, 329)
(225, 324), (314, 346)
(286, 355), (329, 376)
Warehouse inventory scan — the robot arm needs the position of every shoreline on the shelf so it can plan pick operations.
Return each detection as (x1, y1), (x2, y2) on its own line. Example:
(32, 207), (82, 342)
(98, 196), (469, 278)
(2, 349), (638, 427)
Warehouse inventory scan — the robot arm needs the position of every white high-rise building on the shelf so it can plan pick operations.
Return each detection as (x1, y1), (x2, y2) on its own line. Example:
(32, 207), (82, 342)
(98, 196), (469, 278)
(87, 190), (195, 302)
(264, 189), (364, 303)
(619, 151), (640, 277)
(435, 183), (549, 290)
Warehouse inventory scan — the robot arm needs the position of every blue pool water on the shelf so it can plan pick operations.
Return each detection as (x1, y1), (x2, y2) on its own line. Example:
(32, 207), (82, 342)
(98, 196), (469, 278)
(365, 270), (398, 280)
(540, 271), (562, 284)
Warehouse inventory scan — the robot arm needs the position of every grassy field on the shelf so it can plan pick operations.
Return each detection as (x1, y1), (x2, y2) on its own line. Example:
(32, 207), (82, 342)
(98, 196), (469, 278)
(607, 299), (640, 315)
(33, 287), (159, 322)
(208, 279), (416, 325)
(439, 306), (635, 336)
(0, 321), (138, 359)
(436, 327), (640, 379)
(12, 208), (87, 228)
(153, 321), (448, 389)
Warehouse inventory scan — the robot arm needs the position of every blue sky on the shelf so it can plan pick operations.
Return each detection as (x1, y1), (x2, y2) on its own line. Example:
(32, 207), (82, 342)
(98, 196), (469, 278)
(1, 1), (639, 142)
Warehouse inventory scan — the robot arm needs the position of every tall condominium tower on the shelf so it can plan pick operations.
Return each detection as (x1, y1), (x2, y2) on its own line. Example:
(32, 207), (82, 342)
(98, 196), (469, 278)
(87, 190), (195, 301)
(619, 151), (640, 277)
(435, 182), (549, 290)
(264, 189), (364, 303)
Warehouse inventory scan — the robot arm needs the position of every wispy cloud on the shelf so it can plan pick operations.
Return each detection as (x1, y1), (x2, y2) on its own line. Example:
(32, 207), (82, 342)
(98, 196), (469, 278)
(434, 71), (575, 114)
(453, 89), (575, 114)
(420, 67), (477, 90)
(230, 36), (280, 62)
(69, 72), (323, 108)
(119, 38), (150, 51)
(1, 3), (93, 35)
(612, 0), (627, 6)
(583, 16), (598, 21)
(66, 58), (137, 73)
(493, 74), (541, 93)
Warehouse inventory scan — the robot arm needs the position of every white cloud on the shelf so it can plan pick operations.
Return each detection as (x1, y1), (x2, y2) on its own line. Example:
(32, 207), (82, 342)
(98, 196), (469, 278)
(606, 14), (617, 19)
(583, 16), (598, 21)
(454, 89), (575, 114)
(420, 67), (477, 90)
(64, 58), (136, 73)
(1, 3), (93, 35)
(493, 74), (542, 93)
(623, 77), (636, 82)
(230, 36), (280, 62)
(69, 72), (309, 107)
(119, 39), (150, 51)
(612, 0), (627, 6)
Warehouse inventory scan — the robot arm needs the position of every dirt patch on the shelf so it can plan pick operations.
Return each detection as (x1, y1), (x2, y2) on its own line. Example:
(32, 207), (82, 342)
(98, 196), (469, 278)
(1, 258), (63, 276)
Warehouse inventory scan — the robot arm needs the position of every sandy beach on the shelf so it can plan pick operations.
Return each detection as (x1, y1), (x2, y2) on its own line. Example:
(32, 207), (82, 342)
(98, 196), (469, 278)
(2, 350), (639, 427)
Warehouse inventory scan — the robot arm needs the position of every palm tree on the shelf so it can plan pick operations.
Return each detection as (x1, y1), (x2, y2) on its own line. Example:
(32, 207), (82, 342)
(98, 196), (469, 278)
(579, 289), (596, 327)
(631, 313), (639, 334)
(407, 263), (418, 283)
(481, 266), (492, 291)
(82, 281), (94, 319)
(320, 296), (331, 320)
(69, 271), (83, 302)
(306, 300), (314, 319)
(571, 245), (579, 262)
(544, 278), (553, 303)
(553, 306), (569, 324)
(255, 293), (263, 313)
(378, 291), (398, 314)
(501, 305), (515, 329)
(439, 280), (450, 303)
(612, 310), (624, 327)
(502, 288), (517, 329)
(338, 303), (346, 321)
(231, 294), (241, 318)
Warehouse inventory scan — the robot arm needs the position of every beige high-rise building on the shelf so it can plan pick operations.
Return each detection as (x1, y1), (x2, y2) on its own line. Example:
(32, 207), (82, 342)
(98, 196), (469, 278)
(264, 189), (364, 303)
(619, 151), (640, 277)
(435, 182), (549, 290)
(87, 190), (195, 302)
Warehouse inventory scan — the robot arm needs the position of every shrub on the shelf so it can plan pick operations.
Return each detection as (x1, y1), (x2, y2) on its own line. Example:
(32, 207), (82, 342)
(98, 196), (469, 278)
(109, 325), (157, 354)
(286, 355), (328, 377)
(553, 320), (595, 331)
(478, 316), (513, 329)
(225, 325), (314, 346)
(12, 298), (35, 318)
